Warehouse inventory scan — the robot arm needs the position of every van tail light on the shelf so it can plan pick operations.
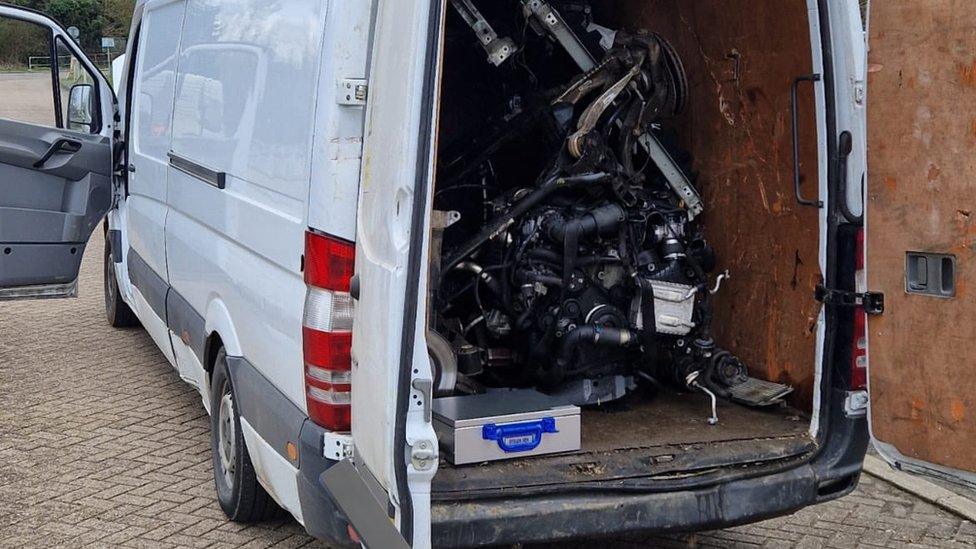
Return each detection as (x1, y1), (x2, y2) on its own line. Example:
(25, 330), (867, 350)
(303, 231), (355, 431)
(851, 228), (868, 391)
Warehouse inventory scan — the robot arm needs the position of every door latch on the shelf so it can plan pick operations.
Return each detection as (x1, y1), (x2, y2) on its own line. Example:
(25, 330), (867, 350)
(815, 285), (885, 315)
(337, 78), (368, 106)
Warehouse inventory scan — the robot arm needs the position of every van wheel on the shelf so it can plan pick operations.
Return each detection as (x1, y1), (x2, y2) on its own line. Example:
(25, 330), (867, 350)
(104, 234), (139, 328)
(210, 349), (282, 522)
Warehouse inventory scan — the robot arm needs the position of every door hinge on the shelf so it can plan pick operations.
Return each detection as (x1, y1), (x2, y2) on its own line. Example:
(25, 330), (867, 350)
(815, 285), (885, 315)
(337, 78), (368, 106)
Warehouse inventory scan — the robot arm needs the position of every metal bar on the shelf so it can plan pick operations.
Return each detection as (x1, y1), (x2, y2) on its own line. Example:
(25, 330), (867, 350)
(637, 132), (704, 219)
(522, 0), (596, 71)
(451, 0), (518, 66)
(791, 74), (823, 208)
(168, 152), (226, 190)
(522, 0), (704, 218)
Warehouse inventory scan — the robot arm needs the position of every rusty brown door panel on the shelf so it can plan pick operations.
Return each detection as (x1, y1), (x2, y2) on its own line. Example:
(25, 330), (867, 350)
(867, 0), (976, 474)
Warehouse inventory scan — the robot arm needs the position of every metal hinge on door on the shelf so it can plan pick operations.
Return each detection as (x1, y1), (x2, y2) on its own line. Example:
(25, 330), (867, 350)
(337, 78), (368, 106)
(815, 285), (885, 315)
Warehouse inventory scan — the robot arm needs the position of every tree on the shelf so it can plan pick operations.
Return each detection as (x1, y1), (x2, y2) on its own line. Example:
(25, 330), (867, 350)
(102, 0), (135, 38)
(44, 0), (104, 49)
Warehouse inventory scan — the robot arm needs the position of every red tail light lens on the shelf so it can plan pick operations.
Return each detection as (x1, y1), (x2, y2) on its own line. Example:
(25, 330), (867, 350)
(303, 230), (355, 431)
(305, 231), (356, 292)
(851, 229), (868, 391)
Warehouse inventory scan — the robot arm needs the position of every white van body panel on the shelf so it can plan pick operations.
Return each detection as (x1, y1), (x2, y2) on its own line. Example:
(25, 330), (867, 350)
(306, 2), (373, 242)
(240, 418), (304, 522)
(171, 336), (210, 409)
(127, 0), (183, 286)
(165, 0), (329, 415)
(111, 54), (127, 92)
(806, 0), (829, 439)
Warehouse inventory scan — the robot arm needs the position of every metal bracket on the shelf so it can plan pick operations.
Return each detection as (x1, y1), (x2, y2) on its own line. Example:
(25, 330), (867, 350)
(411, 377), (433, 423)
(843, 390), (869, 418)
(323, 431), (354, 461)
(815, 285), (885, 315)
(637, 133), (705, 219)
(337, 78), (368, 106)
(522, 0), (596, 71)
(451, 0), (518, 66)
(522, 0), (705, 219)
(410, 438), (437, 471)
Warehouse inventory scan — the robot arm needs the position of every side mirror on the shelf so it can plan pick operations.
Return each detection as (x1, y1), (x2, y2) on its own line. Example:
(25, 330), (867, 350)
(67, 83), (95, 133)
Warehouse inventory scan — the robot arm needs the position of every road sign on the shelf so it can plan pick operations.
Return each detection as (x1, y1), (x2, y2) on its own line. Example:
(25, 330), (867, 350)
(101, 37), (116, 50)
(67, 26), (80, 40)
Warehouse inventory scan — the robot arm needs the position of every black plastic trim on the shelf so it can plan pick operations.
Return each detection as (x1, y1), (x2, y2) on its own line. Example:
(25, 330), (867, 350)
(166, 288), (206, 364)
(297, 420), (355, 547)
(225, 356), (305, 466)
(108, 230), (122, 263)
(836, 131), (862, 223)
(168, 152), (226, 189)
(126, 248), (167, 320)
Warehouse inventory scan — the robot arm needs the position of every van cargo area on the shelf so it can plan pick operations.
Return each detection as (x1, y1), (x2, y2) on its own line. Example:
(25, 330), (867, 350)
(427, 0), (822, 493)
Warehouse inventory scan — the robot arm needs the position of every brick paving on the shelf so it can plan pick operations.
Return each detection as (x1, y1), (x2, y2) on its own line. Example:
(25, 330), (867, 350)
(0, 232), (973, 548)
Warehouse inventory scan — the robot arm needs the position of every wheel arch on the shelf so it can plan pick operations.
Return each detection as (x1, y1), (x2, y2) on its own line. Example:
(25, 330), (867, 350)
(204, 298), (243, 375)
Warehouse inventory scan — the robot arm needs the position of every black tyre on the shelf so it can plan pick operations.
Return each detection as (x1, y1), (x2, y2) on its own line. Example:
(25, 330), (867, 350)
(210, 349), (282, 522)
(104, 231), (140, 328)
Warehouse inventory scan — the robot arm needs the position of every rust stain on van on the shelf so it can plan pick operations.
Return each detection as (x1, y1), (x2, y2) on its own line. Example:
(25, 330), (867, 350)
(883, 176), (898, 191)
(950, 400), (966, 422)
(960, 60), (976, 87)
(926, 164), (941, 182)
(909, 398), (926, 423)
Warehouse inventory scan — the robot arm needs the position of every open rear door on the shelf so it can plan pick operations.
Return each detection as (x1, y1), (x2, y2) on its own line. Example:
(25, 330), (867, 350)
(336, 0), (442, 547)
(0, 6), (116, 299)
(866, 1), (976, 487)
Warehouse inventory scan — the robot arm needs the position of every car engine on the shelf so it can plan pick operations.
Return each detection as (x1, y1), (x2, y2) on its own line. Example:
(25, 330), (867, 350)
(430, 0), (793, 417)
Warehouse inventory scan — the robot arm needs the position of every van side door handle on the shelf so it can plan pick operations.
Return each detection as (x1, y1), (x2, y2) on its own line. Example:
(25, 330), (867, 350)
(34, 138), (82, 168)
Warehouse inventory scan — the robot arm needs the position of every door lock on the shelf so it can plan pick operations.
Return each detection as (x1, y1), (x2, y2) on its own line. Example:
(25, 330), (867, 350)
(814, 285), (885, 315)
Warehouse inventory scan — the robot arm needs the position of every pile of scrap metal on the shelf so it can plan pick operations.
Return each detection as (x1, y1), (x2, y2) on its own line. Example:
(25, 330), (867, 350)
(429, 0), (793, 423)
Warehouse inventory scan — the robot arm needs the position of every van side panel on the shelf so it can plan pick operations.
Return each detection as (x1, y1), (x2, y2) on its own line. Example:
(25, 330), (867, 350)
(161, 0), (328, 507)
(127, 0), (184, 286)
(306, 3), (373, 242)
(165, 0), (328, 412)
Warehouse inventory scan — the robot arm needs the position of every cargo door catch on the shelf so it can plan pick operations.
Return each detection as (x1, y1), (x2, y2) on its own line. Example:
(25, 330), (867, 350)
(337, 78), (368, 106)
(815, 285), (884, 315)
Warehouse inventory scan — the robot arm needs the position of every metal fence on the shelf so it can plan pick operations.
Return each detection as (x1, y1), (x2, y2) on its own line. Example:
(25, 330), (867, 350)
(27, 52), (116, 71)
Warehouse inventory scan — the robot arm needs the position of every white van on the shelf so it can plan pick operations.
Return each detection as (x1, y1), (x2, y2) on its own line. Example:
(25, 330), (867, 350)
(1, 1), (974, 547)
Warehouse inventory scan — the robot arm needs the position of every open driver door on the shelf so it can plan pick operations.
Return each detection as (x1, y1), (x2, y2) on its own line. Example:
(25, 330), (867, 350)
(866, 1), (976, 487)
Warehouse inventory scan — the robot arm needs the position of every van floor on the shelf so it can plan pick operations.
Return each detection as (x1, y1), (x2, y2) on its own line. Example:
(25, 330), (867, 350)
(432, 389), (814, 499)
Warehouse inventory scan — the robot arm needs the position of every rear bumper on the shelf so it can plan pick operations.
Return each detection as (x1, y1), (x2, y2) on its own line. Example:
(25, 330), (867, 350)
(433, 463), (819, 547)
(296, 420), (357, 548)
(431, 391), (869, 548)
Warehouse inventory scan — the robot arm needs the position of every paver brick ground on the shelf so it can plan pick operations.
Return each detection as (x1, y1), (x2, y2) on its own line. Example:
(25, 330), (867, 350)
(1, 231), (974, 549)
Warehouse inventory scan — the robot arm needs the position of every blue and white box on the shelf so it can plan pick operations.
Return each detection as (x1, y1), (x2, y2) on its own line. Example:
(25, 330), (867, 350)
(433, 389), (581, 465)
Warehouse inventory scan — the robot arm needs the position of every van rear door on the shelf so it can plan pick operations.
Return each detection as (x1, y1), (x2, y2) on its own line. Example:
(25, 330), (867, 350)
(342, 0), (442, 547)
(0, 6), (116, 300)
(866, 1), (976, 487)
